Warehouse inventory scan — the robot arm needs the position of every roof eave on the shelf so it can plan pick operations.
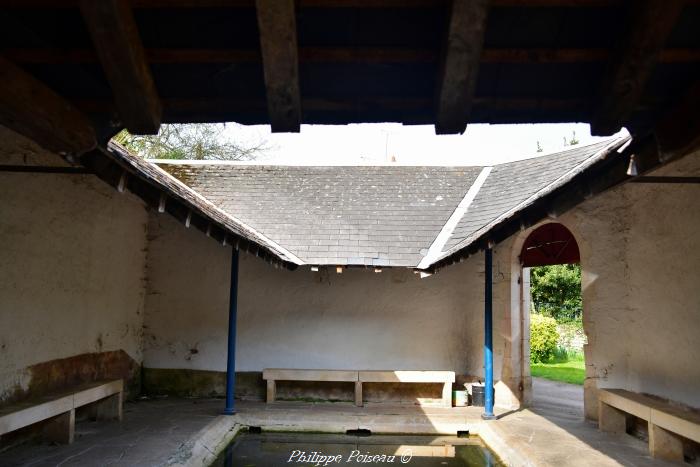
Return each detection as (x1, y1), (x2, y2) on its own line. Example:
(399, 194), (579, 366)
(80, 142), (301, 270)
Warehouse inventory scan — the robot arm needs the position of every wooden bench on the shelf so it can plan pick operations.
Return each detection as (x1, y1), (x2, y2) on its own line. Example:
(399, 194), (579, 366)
(262, 369), (455, 407)
(599, 388), (700, 461)
(0, 379), (123, 444)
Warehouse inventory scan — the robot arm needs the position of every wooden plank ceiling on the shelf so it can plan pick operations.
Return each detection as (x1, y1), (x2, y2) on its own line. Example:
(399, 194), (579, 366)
(0, 0), (699, 159)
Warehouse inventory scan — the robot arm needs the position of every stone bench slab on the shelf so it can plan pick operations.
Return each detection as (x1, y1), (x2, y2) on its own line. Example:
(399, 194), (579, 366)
(263, 369), (454, 408)
(359, 370), (455, 383)
(598, 388), (700, 462)
(0, 379), (123, 444)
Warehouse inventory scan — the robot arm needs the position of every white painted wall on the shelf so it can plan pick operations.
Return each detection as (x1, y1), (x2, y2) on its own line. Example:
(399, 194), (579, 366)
(143, 213), (490, 377)
(0, 128), (148, 402)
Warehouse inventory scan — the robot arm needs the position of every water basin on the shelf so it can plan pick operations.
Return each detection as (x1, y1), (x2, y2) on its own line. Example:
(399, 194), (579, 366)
(212, 432), (504, 466)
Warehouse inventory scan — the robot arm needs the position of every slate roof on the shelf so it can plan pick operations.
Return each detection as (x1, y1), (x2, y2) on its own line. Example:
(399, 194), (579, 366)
(155, 137), (629, 269)
(156, 165), (482, 267)
(107, 142), (302, 267)
(440, 139), (618, 255)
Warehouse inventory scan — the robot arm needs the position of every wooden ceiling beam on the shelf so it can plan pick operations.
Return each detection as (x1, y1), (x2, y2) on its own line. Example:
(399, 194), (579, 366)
(7, 0), (700, 8)
(255, 0), (301, 132)
(80, 0), (162, 134)
(590, 0), (685, 136)
(435, 0), (490, 134)
(5, 47), (700, 65)
(73, 96), (588, 115)
(0, 56), (96, 156)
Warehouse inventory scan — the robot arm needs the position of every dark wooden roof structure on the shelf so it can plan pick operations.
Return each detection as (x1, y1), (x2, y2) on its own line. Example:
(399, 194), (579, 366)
(0, 0), (698, 266)
(0, 1), (698, 144)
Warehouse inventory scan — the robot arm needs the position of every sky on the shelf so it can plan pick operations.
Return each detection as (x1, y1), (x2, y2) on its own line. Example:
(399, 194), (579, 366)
(223, 122), (629, 166)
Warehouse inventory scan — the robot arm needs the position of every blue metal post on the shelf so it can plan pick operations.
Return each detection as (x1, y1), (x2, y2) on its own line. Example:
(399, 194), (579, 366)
(482, 246), (497, 420)
(224, 248), (239, 415)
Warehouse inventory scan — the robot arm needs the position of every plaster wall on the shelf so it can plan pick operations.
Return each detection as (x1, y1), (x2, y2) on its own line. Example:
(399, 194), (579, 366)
(143, 214), (505, 397)
(0, 129), (149, 404)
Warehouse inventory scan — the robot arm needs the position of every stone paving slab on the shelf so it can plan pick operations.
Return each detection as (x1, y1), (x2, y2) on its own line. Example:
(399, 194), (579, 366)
(481, 378), (677, 467)
(0, 398), (223, 467)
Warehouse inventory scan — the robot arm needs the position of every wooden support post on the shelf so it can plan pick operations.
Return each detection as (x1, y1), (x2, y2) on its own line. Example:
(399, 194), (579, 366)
(80, 0), (162, 134)
(255, 0), (301, 132)
(42, 409), (75, 444)
(649, 423), (684, 461)
(591, 0), (685, 136)
(598, 401), (627, 433)
(266, 380), (276, 403)
(0, 56), (96, 156)
(435, 0), (489, 135)
(354, 381), (363, 407)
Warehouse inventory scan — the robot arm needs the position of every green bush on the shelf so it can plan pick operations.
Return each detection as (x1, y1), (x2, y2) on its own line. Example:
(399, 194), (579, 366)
(530, 314), (559, 363)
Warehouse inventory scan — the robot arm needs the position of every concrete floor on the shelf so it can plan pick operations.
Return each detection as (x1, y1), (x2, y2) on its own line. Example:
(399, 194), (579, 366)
(0, 384), (682, 466)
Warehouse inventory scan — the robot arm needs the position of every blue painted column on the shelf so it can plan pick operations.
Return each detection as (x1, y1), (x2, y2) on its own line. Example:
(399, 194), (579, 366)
(224, 248), (239, 415)
(482, 246), (497, 420)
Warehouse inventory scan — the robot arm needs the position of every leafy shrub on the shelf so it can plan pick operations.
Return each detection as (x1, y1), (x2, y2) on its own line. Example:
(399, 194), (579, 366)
(530, 314), (559, 363)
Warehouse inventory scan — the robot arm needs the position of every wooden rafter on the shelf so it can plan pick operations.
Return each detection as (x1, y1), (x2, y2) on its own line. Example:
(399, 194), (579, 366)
(80, 0), (162, 134)
(435, 0), (490, 134)
(0, 56), (96, 155)
(255, 0), (301, 132)
(590, 0), (685, 136)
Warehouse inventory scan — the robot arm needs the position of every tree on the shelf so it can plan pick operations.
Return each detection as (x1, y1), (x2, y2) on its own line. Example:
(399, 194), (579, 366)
(530, 264), (582, 322)
(112, 123), (268, 160)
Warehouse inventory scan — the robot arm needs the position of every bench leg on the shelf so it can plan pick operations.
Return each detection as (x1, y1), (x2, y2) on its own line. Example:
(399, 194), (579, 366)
(43, 409), (75, 444)
(649, 423), (684, 461)
(95, 393), (123, 421)
(355, 382), (363, 407)
(266, 380), (276, 403)
(442, 382), (452, 408)
(598, 401), (626, 433)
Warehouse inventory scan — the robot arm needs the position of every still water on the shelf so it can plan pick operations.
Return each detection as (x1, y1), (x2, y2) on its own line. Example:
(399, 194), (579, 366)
(212, 432), (504, 467)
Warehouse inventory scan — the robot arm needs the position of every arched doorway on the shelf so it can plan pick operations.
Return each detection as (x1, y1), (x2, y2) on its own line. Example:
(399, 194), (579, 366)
(520, 222), (584, 417)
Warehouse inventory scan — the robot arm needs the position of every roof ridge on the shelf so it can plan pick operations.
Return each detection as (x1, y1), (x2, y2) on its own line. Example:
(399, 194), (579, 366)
(417, 166), (493, 269)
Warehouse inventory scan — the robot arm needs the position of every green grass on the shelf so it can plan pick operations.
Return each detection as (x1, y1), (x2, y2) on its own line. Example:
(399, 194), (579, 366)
(531, 358), (585, 385)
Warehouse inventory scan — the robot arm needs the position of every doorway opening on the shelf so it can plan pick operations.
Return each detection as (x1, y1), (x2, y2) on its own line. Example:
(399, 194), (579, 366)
(520, 223), (584, 417)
